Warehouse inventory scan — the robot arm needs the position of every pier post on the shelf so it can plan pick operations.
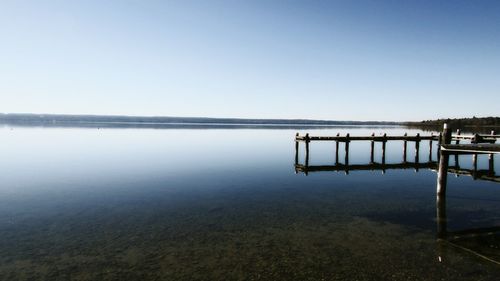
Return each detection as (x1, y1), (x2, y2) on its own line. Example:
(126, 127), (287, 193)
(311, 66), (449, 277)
(472, 154), (478, 179)
(437, 133), (442, 161)
(436, 191), (447, 240)
(305, 133), (310, 168)
(436, 127), (449, 248)
(335, 133), (340, 165)
(382, 133), (387, 164)
(370, 133), (375, 163)
(429, 134), (433, 162)
(295, 133), (299, 165)
(489, 154), (495, 176)
(437, 124), (451, 195)
(454, 129), (460, 167)
(345, 133), (350, 165)
(436, 124), (450, 261)
(489, 130), (495, 176)
(415, 133), (420, 163)
(403, 133), (407, 162)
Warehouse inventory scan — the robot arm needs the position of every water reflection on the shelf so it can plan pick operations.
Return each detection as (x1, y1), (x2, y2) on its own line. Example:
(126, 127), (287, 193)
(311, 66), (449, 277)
(436, 150), (500, 265)
(296, 161), (437, 174)
(1, 126), (499, 279)
(294, 142), (500, 265)
(295, 153), (498, 181)
(435, 133), (500, 274)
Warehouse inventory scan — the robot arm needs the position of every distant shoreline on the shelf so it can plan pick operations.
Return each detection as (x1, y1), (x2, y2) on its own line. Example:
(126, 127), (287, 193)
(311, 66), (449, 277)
(0, 113), (401, 129)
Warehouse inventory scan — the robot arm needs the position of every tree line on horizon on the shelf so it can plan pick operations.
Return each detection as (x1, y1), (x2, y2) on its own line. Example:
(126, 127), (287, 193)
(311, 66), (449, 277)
(406, 116), (500, 130)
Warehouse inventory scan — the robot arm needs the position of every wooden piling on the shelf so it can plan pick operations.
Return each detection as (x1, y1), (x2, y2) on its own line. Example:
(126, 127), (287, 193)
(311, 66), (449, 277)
(489, 154), (495, 176)
(436, 192), (447, 240)
(454, 155), (460, 168)
(437, 133), (442, 161)
(415, 133), (420, 163)
(345, 133), (350, 165)
(295, 133), (299, 165)
(429, 134), (433, 162)
(382, 133), (387, 164)
(370, 132), (375, 163)
(489, 130), (495, 175)
(437, 124), (451, 195)
(403, 133), (407, 162)
(305, 133), (310, 167)
(472, 154), (478, 179)
(414, 133), (420, 172)
(335, 133), (340, 164)
(454, 129), (460, 167)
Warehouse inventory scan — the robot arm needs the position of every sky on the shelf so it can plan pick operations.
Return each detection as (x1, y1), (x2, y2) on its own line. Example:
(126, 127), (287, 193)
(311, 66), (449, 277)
(0, 0), (499, 121)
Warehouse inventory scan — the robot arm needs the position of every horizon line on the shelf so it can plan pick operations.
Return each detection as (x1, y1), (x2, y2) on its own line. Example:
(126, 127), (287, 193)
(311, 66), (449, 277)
(0, 112), (406, 123)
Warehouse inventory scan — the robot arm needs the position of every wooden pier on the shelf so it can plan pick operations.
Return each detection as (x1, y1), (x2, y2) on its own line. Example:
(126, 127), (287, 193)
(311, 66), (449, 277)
(294, 129), (498, 167)
(293, 125), (499, 183)
(295, 132), (437, 167)
(294, 125), (500, 265)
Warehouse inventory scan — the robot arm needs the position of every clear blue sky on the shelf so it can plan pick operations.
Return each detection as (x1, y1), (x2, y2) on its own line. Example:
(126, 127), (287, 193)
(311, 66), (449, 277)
(1, 0), (499, 121)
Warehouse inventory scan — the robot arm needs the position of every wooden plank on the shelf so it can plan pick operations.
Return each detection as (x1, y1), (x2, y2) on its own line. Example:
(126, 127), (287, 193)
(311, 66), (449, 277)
(452, 134), (500, 139)
(295, 134), (498, 142)
(296, 135), (438, 141)
(441, 144), (500, 154)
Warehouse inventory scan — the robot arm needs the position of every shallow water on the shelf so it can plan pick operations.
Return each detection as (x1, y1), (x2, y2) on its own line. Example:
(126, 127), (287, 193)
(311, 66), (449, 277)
(0, 126), (498, 280)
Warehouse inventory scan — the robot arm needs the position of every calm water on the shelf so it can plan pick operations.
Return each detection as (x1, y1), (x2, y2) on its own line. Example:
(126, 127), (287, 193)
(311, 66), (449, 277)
(0, 126), (498, 280)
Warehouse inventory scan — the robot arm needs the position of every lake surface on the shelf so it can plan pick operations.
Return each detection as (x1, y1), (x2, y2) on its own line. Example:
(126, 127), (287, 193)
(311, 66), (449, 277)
(0, 126), (498, 280)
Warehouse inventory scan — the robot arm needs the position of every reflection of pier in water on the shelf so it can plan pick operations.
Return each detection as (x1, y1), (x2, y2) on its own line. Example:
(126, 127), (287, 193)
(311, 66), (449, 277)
(295, 161), (499, 182)
(436, 189), (500, 265)
(295, 161), (437, 174)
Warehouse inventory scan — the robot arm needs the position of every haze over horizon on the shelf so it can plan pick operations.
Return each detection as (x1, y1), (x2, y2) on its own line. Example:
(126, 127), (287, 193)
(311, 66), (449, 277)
(1, 0), (499, 121)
